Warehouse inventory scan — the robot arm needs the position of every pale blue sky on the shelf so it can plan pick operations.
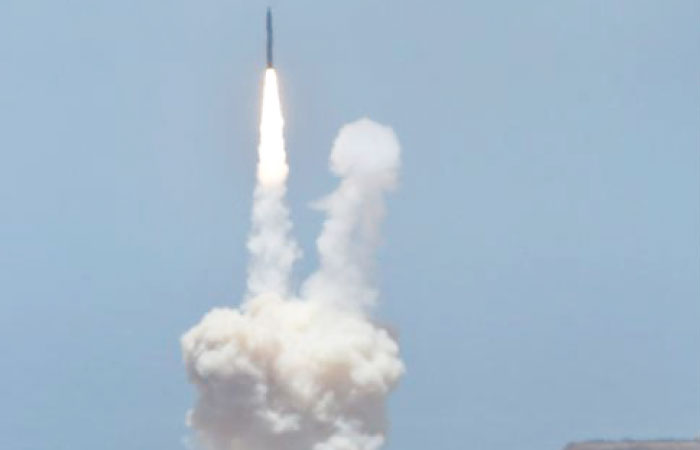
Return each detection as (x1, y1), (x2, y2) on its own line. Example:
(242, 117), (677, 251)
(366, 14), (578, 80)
(0, 1), (698, 449)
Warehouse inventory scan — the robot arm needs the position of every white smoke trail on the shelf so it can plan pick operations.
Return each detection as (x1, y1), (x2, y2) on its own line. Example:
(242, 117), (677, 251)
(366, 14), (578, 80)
(246, 69), (300, 299)
(181, 68), (404, 450)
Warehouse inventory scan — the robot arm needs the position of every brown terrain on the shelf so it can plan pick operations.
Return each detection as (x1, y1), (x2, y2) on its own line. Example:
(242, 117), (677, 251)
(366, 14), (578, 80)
(565, 442), (700, 450)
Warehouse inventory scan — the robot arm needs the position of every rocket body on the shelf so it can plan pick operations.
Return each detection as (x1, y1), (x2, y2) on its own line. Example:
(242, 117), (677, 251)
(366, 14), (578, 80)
(266, 8), (273, 68)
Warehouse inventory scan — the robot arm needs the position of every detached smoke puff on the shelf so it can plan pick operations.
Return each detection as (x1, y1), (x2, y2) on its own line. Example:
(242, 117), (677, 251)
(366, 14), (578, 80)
(330, 119), (400, 179)
(182, 118), (404, 450)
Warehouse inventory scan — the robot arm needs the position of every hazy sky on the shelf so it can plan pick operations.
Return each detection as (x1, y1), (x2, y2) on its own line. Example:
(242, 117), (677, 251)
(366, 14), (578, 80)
(0, 1), (698, 449)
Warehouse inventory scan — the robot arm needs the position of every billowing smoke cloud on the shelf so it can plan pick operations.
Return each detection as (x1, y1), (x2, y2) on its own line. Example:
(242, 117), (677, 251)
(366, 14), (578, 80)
(181, 293), (403, 450)
(181, 69), (404, 450)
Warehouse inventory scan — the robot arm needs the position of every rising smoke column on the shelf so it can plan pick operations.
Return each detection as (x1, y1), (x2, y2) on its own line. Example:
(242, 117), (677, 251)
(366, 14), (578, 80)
(303, 119), (401, 310)
(181, 68), (404, 450)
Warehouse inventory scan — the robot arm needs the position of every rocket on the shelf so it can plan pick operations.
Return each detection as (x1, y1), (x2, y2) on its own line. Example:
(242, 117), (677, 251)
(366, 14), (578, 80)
(266, 8), (273, 68)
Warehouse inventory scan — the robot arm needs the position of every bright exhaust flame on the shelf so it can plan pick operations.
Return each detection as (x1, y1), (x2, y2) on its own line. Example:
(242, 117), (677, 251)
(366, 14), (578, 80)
(246, 68), (300, 299)
(181, 64), (404, 450)
(258, 68), (288, 186)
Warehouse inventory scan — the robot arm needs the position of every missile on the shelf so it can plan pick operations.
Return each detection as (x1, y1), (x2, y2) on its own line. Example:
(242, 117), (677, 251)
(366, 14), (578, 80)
(266, 8), (273, 68)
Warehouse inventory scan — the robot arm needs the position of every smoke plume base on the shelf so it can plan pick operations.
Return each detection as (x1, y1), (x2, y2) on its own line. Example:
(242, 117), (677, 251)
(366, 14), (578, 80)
(181, 68), (404, 450)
